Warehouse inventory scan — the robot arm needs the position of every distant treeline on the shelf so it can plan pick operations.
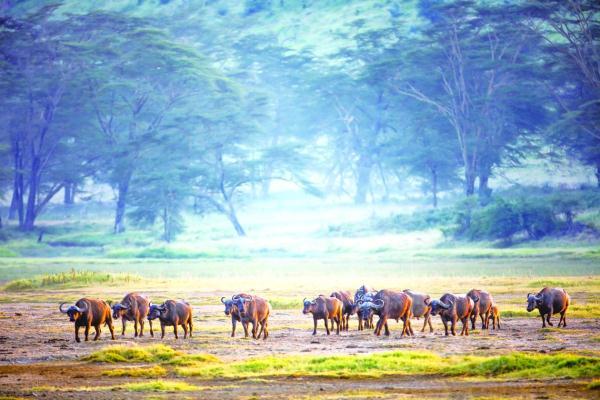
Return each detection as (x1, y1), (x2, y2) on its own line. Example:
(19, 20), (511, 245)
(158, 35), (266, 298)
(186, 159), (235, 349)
(0, 1), (598, 240)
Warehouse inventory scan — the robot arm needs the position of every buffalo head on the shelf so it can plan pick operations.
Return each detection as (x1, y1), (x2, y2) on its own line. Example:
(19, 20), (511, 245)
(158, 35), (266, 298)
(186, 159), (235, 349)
(526, 293), (543, 312)
(429, 299), (452, 316)
(302, 297), (317, 314)
(148, 304), (166, 320)
(111, 303), (130, 319)
(59, 302), (88, 322)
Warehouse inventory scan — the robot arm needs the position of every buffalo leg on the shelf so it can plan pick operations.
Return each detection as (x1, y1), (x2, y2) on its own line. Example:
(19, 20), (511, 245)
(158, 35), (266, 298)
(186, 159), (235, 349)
(93, 325), (101, 340)
(160, 323), (166, 339)
(442, 319), (449, 336)
(75, 325), (81, 343)
(84, 323), (91, 341)
(312, 317), (318, 335)
(182, 322), (188, 339)
(374, 318), (382, 336)
(450, 317), (457, 336)
(173, 323), (179, 339)
(461, 317), (469, 336)
(134, 319), (139, 337)
(242, 321), (249, 338)
(357, 316), (363, 331)
(149, 320), (154, 337)
(324, 317), (330, 335)
(330, 319), (334, 332)
(407, 317), (414, 336)
(231, 318), (237, 337)
(262, 319), (268, 340)
(426, 314), (434, 333)
(108, 320), (115, 340)
(546, 309), (554, 327)
(560, 311), (566, 328)
(497, 315), (501, 329)
(139, 319), (145, 337)
(188, 318), (193, 337)
(251, 321), (257, 339)
(541, 313), (546, 328)
(470, 311), (477, 330)
(335, 316), (340, 335)
(384, 320), (390, 336)
(121, 320), (126, 336)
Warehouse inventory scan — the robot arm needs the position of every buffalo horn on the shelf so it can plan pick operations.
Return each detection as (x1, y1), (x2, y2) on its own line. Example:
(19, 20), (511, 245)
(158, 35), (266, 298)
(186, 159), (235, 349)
(221, 297), (226, 304)
(59, 303), (70, 313)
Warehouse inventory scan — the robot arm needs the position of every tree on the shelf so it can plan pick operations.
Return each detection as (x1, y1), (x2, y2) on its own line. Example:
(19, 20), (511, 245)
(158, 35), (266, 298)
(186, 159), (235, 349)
(387, 1), (547, 197)
(523, 1), (600, 186)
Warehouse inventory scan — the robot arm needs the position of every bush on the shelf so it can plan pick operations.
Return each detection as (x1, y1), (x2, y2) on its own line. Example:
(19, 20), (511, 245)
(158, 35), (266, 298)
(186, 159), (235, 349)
(515, 199), (558, 240)
(458, 199), (520, 242)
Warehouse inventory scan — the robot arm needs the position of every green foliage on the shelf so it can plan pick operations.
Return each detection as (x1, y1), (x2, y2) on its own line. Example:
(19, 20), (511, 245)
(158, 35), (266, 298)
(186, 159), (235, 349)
(119, 380), (201, 392)
(2, 269), (141, 291)
(0, 247), (18, 257)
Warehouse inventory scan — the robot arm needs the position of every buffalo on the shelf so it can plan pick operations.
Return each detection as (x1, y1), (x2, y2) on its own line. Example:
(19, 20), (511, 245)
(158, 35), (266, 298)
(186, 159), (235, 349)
(526, 287), (570, 328)
(354, 289), (377, 330)
(111, 292), (153, 337)
(232, 294), (271, 340)
(403, 289), (433, 333)
(360, 290), (413, 337)
(221, 294), (250, 338)
(147, 300), (193, 339)
(330, 290), (355, 331)
(303, 295), (343, 335)
(467, 289), (493, 330)
(430, 293), (476, 336)
(488, 304), (501, 330)
(59, 298), (115, 343)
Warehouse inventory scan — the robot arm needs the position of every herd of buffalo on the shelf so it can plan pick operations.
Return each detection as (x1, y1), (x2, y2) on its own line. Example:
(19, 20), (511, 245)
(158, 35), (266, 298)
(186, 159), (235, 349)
(58, 286), (570, 342)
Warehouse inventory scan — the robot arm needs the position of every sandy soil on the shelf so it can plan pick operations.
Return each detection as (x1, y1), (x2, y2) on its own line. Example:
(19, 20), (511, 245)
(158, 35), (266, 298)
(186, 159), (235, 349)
(0, 302), (598, 399)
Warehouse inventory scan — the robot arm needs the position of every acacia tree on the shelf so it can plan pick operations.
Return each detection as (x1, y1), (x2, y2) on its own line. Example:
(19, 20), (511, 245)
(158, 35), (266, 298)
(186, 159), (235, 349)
(386, 1), (546, 197)
(0, 6), (98, 230)
(68, 13), (225, 233)
(523, 1), (600, 186)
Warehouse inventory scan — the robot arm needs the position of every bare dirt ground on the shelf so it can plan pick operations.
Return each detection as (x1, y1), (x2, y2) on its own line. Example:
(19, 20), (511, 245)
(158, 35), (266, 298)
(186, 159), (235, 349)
(0, 301), (598, 398)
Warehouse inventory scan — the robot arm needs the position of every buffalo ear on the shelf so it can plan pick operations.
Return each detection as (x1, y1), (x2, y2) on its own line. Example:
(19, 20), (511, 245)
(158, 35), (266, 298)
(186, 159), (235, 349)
(526, 293), (532, 299)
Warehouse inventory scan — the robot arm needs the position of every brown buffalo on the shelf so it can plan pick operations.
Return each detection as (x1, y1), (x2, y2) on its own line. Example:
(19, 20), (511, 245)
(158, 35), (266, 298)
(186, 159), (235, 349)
(147, 300), (193, 339)
(303, 295), (343, 335)
(403, 289), (433, 333)
(111, 293), (153, 337)
(59, 298), (115, 343)
(467, 289), (493, 330)
(232, 294), (271, 340)
(330, 290), (355, 331)
(526, 287), (570, 328)
(488, 304), (501, 329)
(360, 290), (413, 337)
(430, 293), (476, 336)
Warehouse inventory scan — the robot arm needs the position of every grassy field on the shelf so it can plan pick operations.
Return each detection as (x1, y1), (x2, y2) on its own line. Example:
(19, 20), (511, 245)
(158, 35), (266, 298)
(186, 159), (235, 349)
(0, 201), (599, 398)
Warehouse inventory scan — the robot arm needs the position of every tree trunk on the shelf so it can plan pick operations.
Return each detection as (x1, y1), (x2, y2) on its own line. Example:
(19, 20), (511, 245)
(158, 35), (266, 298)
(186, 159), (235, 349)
(596, 163), (600, 188)
(63, 183), (75, 205)
(226, 202), (246, 237)
(9, 140), (24, 226)
(354, 156), (372, 204)
(23, 154), (41, 231)
(478, 172), (492, 204)
(113, 177), (130, 234)
(431, 167), (438, 208)
(464, 168), (476, 197)
(162, 207), (170, 242)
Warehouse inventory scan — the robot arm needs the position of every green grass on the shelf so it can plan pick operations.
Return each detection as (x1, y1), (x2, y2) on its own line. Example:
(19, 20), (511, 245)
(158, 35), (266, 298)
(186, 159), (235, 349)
(120, 380), (201, 392)
(105, 247), (244, 259)
(87, 345), (600, 381)
(0, 247), (18, 257)
(2, 269), (142, 291)
(103, 365), (167, 377)
(84, 344), (219, 366)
